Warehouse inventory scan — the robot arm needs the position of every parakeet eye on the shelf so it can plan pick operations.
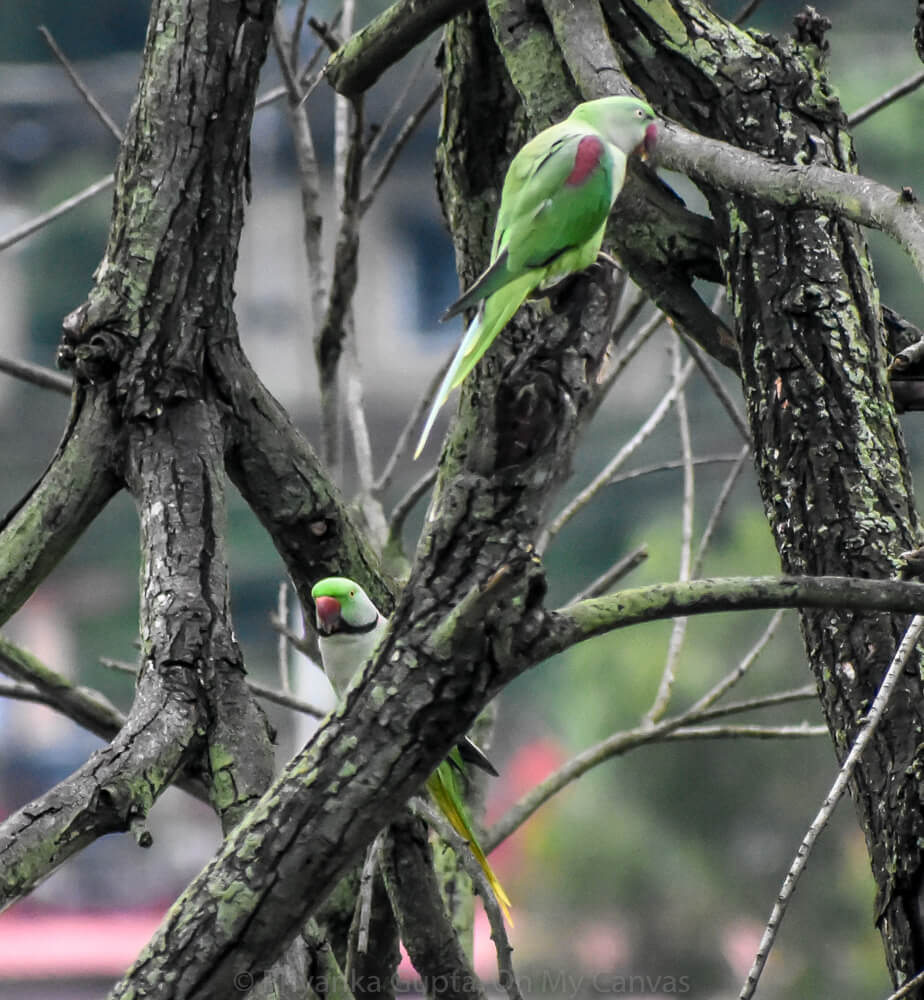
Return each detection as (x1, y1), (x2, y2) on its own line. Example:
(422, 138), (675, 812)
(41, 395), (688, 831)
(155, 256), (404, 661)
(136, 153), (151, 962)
(349, 590), (355, 597)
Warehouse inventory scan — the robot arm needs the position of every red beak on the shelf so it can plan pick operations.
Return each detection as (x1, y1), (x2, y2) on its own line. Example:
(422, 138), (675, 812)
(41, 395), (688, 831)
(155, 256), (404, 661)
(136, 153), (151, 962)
(315, 595), (342, 634)
(640, 122), (658, 160)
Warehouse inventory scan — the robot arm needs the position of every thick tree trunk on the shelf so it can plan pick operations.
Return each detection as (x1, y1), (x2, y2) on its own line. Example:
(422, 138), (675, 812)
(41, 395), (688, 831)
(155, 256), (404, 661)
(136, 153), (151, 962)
(591, 1), (924, 987)
(442, 0), (924, 989)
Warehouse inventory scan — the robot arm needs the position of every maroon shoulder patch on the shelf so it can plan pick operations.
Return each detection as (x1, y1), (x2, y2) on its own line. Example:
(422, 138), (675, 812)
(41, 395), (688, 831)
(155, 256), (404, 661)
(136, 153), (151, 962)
(565, 135), (605, 186)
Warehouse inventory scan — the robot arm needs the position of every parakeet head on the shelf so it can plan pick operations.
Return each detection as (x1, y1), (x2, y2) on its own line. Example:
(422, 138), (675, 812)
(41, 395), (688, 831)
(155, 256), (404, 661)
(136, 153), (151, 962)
(311, 577), (380, 636)
(570, 96), (658, 160)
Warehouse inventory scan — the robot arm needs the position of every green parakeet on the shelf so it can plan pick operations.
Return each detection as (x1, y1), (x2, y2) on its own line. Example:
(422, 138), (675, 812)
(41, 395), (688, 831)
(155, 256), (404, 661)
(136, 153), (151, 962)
(414, 95), (659, 458)
(310, 576), (512, 924)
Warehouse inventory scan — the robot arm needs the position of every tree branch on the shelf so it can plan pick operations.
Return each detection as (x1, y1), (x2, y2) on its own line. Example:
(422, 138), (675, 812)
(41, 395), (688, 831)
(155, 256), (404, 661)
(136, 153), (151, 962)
(0, 174), (115, 252)
(38, 25), (124, 141)
(0, 355), (71, 394)
(487, 681), (818, 853)
(849, 70), (924, 127)
(538, 575), (924, 660)
(645, 344), (694, 723)
(739, 614), (924, 999)
(0, 661), (203, 911)
(538, 357), (696, 551)
(325, 0), (477, 97)
(657, 123), (924, 284)
(0, 634), (124, 740)
(0, 392), (119, 628)
(379, 815), (487, 1000)
(214, 341), (390, 616)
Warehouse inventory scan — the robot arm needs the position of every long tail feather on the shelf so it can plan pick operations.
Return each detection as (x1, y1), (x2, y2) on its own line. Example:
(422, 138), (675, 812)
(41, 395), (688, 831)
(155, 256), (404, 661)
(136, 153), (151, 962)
(441, 249), (511, 323)
(450, 272), (535, 390)
(427, 766), (513, 926)
(413, 306), (484, 459)
(415, 269), (538, 459)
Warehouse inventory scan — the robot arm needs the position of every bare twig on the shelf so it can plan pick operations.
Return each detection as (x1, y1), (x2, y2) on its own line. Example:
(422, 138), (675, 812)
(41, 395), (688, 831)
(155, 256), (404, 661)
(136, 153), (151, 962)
(255, 69), (324, 111)
(733, 0), (763, 24)
(361, 82), (441, 213)
(849, 70), (924, 127)
(344, 347), (377, 494)
(884, 967), (924, 1000)
(600, 306), (665, 394)
(258, 11), (341, 110)
(677, 327), (750, 442)
(363, 43), (435, 166)
(566, 543), (649, 604)
(607, 453), (745, 487)
(539, 357), (696, 551)
(0, 356), (71, 394)
(271, 10), (328, 346)
(738, 613), (924, 1000)
(411, 798), (523, 1000)
(375, 352), (453, 493)
(345, 349), (391, 550)
(101, 657), (325, 718)
(387, 469), (438, 548)
(0, 173), (115, 252)
(488, 682), (819, 852)
(277, 582), (291, 694)
(666, 723), (826, 740)
(308, 16), (342, 52)
(270, 615), (318, 659)
(691, 443), (751, 578)
(646, 344), (694, 723)
(289, 0), (312, 71)
(356, 830), (387, 955)
(38, 26), (124, 141)
(692, 684), (816, 724)
(685, 611), (788, 717)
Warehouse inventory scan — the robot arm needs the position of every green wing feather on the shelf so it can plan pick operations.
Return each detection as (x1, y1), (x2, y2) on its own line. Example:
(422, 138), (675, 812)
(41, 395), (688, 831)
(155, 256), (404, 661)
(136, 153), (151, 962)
(427, 751), (513, 926)
(415, 124), (620, 459)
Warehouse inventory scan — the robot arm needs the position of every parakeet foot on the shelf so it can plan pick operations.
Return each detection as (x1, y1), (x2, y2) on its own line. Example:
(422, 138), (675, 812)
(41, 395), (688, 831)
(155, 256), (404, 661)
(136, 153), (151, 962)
(541, 272), (585, 310)
(594, 251), (621, 278)
(527, 271), (579, 304)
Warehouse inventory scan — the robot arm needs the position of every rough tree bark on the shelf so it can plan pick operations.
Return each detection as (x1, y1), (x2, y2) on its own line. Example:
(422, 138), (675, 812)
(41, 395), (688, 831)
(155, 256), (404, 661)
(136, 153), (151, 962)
(2, 0), (924, 997)
(594, 2), (924, 984)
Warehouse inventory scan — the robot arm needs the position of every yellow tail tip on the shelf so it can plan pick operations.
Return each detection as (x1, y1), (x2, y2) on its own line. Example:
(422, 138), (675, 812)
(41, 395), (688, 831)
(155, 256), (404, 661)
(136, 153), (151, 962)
(489, 884), (514, 928)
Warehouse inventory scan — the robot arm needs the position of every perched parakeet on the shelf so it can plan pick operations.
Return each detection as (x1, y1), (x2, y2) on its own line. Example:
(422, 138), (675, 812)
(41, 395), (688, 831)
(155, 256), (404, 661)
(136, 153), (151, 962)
(414, 95), (658, 458)
(310, 576), (512, 924)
